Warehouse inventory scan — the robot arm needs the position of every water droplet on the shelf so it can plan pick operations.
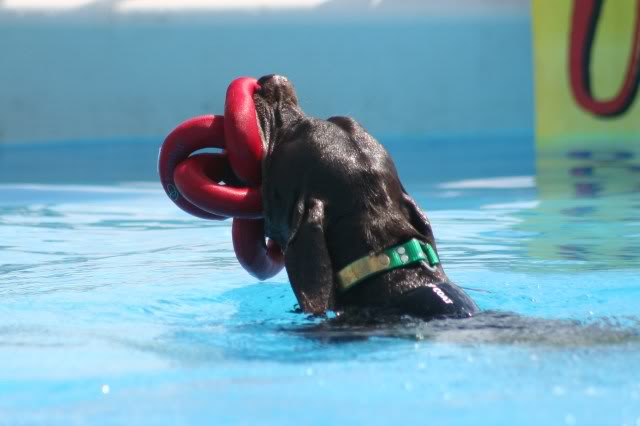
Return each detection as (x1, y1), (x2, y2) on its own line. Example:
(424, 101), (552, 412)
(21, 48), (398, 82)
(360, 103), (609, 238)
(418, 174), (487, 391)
(442, 392), (452, 401)
(404, 382), (413, 391)
(305, 368), (314, 376)
(585, 386), (597, 396)
(565, 414), (576, 425)
(553, 386), (566, 396)
(417, 362), (426, 370)
(466, 355), (474, 363)
(530, 354), (539, 362)
(635, 417), (640, 426)
(101, 384), (110, 395)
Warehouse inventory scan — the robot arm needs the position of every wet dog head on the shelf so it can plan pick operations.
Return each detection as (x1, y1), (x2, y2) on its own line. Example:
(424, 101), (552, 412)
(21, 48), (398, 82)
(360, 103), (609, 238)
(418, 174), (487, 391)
(254, 75), (302, 147)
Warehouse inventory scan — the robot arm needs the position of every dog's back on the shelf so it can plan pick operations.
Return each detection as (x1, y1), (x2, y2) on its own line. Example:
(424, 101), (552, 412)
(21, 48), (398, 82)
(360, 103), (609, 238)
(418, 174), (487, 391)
(256, 74), (478, 318)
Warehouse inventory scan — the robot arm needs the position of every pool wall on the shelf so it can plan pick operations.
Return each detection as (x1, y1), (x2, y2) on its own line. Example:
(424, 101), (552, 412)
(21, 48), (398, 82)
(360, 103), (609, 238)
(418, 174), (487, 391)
(0, 10), (533, 144)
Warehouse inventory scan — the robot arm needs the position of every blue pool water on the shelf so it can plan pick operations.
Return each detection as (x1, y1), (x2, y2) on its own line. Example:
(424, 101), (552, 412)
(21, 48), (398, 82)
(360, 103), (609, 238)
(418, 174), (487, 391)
(1, 136), (640, 426)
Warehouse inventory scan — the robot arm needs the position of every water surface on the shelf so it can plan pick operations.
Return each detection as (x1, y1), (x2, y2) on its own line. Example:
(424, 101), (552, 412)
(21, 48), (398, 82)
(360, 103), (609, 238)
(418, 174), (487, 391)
(1, 138), (639, 426)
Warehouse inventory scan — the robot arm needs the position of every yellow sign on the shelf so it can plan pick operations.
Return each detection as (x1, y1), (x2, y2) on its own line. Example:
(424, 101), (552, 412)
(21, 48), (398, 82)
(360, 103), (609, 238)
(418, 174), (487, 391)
(522, 1), (640, 267)
(533, 0), (640, 146)
(532, 0), (640, 196)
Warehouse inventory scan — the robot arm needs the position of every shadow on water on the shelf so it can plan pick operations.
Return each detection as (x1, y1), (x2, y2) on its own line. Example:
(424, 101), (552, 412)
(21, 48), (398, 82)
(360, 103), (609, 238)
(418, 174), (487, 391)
(221, 284), (640, 349)
(139, 284), (640, 366)
(289, 310), (640, 347)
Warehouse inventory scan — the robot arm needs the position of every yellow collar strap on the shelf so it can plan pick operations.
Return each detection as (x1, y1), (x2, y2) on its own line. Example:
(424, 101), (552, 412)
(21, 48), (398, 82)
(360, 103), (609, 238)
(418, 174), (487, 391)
(337, 239), (440, 292)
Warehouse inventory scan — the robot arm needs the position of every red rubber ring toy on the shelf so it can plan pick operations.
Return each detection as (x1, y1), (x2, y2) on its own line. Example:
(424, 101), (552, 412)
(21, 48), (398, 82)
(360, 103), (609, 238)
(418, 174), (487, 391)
(158, 77), (285, 279)
(158, 115), (227, 220)
(224, 77), (265, 186)
(224, 77), (284, 279)
(174, 153), (262, 219)
(233, 219), (284, 280)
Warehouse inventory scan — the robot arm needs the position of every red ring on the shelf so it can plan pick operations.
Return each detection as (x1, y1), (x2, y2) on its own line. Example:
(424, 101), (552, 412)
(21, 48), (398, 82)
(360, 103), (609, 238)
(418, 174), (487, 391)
(224, 77), (284, 278)
(224, 77), (264, 186)
(159, 78), (285, 279)
(173, 153), (263, 219)
(158, 115), (227, 220)
(232, 218), (284, 280)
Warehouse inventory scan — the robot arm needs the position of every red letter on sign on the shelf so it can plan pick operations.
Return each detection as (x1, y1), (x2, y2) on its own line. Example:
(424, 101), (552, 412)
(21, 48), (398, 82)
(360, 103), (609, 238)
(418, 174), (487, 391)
(569, 0), (640, 117)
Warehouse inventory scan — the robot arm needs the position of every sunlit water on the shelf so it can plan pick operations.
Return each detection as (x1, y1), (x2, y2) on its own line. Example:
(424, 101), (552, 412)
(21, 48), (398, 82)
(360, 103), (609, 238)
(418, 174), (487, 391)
(1, 140), (640, 426)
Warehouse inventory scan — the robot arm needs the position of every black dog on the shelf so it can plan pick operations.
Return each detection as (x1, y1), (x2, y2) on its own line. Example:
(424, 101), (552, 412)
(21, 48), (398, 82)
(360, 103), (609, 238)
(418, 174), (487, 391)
(254, 75), (479, 319)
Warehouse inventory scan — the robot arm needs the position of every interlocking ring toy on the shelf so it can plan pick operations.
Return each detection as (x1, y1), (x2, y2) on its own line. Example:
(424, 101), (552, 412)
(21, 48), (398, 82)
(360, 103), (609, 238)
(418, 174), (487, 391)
(158, 77), (284, 279)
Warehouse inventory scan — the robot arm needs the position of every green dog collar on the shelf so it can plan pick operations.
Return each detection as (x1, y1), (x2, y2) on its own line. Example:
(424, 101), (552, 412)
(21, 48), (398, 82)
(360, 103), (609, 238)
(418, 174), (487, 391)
(337, 238), (440, 292)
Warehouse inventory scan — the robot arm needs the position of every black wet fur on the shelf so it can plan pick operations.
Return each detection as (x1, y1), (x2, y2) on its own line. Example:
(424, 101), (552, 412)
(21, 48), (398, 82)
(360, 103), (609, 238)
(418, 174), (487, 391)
(254, 74), (479, 319)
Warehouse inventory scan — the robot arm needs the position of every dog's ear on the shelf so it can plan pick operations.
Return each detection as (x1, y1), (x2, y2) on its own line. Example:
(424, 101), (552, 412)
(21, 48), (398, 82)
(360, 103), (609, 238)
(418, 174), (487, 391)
(284, 198), (336, 314)
(402, 191), (438, 249)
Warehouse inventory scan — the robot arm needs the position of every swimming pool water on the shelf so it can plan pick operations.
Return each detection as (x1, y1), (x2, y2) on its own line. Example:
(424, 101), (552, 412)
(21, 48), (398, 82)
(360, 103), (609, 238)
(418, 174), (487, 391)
(1, 137), (639, 426)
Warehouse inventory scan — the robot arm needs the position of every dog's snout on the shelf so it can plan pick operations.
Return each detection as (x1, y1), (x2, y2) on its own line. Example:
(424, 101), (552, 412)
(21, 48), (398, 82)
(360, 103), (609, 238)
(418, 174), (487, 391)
(256, 74), (298, 107)
(258, 74), (289, 86)
(258, 74), (276, 85)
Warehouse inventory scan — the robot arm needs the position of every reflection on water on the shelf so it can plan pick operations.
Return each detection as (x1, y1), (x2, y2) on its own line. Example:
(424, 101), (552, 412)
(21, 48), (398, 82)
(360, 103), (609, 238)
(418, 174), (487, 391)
(514, 192), (640, 271)
(517, 146), (640, 271)
(418, 148), (640, 273)
(538, 147), (640, 199)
